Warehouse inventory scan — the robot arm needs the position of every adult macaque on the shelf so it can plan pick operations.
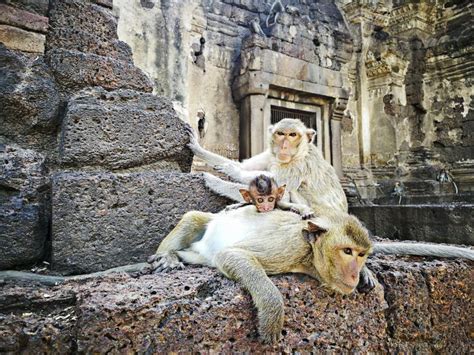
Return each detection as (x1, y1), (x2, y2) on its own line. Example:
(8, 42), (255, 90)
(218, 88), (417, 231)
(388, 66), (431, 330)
(227, 174), (314, 218)
(187, 118), (348, 214)
(148, 207), (474, 343)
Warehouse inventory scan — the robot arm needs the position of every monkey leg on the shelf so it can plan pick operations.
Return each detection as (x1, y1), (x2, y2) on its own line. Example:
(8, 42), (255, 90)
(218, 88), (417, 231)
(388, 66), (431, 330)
(214, 248), (284, 344)
(147, 211), (214, 273)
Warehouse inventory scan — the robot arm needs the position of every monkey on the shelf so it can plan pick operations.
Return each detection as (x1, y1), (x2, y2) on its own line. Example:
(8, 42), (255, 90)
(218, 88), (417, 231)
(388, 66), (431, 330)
(226, 174), (314, 219)
(147, 206), (474, 343)
(148, 206), (373, 343)
(249, 17), (266, 37)
(391, 181), (405, 205)
(266, 0), (283, 28)
(186, 118), (348, 215)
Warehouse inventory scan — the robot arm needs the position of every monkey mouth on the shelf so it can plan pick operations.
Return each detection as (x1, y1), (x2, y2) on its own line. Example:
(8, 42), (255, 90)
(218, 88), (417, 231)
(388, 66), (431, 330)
(334, 281), (357, 294)
(277, 154), (292, 163)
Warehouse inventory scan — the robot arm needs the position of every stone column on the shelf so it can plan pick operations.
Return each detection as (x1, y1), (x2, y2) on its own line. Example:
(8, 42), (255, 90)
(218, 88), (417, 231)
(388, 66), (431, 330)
(239, 93), (267, 159)
(331, 98), (347, 178)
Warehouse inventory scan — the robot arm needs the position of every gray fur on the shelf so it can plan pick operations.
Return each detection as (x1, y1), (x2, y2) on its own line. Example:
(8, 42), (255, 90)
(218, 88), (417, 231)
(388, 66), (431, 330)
(373, 242), (474, 261)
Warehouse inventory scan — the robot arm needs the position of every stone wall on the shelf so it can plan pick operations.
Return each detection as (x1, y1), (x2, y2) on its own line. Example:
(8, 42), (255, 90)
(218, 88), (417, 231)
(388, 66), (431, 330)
(0, 0), (229, 272)
(340, 0), (474, 197)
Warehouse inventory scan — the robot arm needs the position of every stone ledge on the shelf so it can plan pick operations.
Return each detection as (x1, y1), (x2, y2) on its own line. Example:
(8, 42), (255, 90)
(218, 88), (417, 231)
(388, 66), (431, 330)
(0, 256), (471, 352)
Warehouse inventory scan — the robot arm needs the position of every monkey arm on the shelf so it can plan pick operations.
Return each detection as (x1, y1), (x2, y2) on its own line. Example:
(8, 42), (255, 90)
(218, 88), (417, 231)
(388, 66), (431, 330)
(147, 211), (214, 272)
(203, 172), (247, 202)
(224, 202), (252, 211)
(276, 201), (314, 220)
(373, 242), (474, 260)
(214, 248), (284, 344)
(187, 126), (240, 168)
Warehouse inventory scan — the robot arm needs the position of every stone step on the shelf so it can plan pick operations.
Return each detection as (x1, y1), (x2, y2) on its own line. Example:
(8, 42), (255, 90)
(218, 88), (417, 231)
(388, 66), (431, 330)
(52, 172), (231, 274)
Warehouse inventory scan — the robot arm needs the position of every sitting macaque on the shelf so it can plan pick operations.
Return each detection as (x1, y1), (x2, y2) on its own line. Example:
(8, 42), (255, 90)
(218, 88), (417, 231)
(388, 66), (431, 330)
(226, 174), (314, 218)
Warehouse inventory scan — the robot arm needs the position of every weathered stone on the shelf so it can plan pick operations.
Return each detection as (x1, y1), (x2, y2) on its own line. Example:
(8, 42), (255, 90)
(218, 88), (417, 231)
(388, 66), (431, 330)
(52, 172), (231, 274)
(47, 0), (132, 61)
(0, 145), (49, 269)
(0, 4), (49, 33)
(0, 257), (471, 352)
(59, 88), (192, 170)
(350, 204), (474, 246)
(46, 48), (153, 93)
(0, 45), (61, 139)
(0, 24), (45, 53)
(0, 201), (47, 269)
(2, 0), (49, 16)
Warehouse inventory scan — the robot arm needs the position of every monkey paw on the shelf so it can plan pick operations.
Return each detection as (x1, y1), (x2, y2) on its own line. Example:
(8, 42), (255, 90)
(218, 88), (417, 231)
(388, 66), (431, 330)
(357, 266), (377, 293)
(147, 252), (185, 273)
(214, 162), (241, 179)
(290, 206), (315, 220)
(185, 125), (201, 152)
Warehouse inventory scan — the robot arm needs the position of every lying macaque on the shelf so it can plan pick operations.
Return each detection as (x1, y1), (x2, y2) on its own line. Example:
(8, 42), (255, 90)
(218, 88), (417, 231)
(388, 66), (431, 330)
(226, 174), (314, 219)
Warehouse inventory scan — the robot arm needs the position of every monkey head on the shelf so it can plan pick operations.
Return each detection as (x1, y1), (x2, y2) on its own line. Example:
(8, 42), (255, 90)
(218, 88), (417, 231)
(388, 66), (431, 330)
(239, 174), (285, 213)
(269, 119), (316, 163)
(304, 214), (373, 294)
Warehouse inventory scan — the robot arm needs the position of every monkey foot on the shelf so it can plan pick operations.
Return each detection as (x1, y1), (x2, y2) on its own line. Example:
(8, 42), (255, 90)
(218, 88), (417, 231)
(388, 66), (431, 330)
(357, 267), (377, 293)
(146, 252), (185, 273)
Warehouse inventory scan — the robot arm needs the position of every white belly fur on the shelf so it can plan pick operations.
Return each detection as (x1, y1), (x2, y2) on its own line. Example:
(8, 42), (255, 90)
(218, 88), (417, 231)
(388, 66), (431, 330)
(190, 205), (281, 266)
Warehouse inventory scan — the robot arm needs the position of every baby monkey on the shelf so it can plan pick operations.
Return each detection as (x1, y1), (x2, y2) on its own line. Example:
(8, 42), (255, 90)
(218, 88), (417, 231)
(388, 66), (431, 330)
(226, 174), (314, 219)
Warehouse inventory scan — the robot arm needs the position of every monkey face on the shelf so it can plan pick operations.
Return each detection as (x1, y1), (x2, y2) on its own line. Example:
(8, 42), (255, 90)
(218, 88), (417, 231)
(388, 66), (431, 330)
(254, 194), (277, 212)
(273, 129), (302, 163)
(307, 216), (372, 294)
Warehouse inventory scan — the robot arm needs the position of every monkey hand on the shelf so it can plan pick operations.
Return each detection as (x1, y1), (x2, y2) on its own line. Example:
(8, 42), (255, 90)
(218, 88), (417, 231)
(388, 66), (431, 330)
(357, 266), (377, 293)
(146, 252), (185, 273)
(214, 162), (242, 179)
(258, 297), (284, 344)
(185, 125), (203, 153)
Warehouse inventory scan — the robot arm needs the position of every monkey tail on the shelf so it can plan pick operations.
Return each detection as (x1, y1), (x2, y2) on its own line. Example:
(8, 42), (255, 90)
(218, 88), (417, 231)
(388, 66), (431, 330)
(373, 242), (474, 261)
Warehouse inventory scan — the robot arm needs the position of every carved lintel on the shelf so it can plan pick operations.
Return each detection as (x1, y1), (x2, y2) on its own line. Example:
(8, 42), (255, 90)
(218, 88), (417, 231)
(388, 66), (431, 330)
(387, 3), (436, 39)
(342, 1), (388, 27)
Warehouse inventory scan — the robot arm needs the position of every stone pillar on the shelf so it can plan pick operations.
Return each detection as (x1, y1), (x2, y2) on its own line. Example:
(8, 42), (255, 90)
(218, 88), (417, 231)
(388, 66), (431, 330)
(239, 93), (267, 159)
(323, 106), (331, 161)
(331, 98), (347, 178)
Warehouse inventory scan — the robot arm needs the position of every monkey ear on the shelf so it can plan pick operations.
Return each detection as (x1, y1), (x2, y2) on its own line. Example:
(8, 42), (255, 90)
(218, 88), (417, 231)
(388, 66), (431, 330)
(303, 220), (328, 243)
(239, 189), (253, 203)
(306, 129), (316, 143)
(277, 184), (286, 199)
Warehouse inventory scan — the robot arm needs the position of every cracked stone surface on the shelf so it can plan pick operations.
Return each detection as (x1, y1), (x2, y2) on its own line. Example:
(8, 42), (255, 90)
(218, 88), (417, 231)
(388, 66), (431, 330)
(0, 256), (472, 353)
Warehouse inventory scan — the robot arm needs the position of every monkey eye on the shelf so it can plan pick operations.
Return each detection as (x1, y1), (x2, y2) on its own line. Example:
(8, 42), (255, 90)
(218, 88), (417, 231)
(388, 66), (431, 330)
(276, 131), (285, 136)
(289, 132), (297, 137)
(343, 248), (352, 255)
(358, 252), (366, 257)
(257, 198), (264, 203)
(268, 197), (275, 202)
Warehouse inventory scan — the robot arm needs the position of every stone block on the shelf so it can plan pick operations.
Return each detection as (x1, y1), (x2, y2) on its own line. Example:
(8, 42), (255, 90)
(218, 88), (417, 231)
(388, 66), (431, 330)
(59, 88), (192, 170)
(0, 24), (45, 53)
(0, 45), (60, 137)
(2, 0), (49, 16)
(47, 0), (132, 61)
(0, 200), (47, 269)
(0, 4), (49, 33)
(46, 49), (153, 93)
(52, 172), (231, 274)
(0, 145), (49, 269)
